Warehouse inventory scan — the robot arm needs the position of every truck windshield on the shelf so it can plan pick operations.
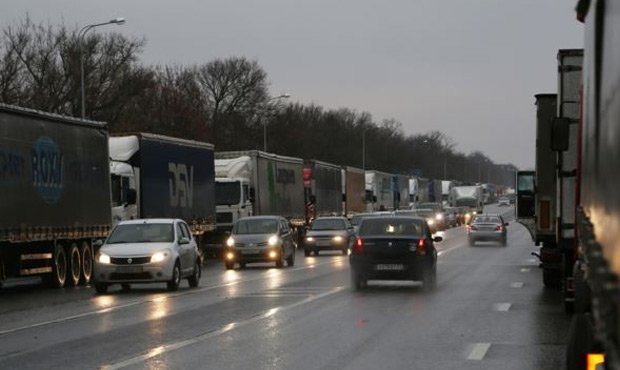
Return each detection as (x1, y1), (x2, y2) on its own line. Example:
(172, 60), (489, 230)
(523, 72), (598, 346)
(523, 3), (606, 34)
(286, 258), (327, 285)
(107, 224), (174, 244)
(312, 219), (346, 230)
(234, 219), (279, 234)
(216, 181), (241, 205)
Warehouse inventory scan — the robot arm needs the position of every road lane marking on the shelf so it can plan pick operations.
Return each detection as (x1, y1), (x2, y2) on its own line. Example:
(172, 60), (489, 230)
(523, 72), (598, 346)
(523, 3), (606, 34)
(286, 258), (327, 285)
(520, 268), (531, 273)
(0, 257), (345, 336)
(493, 303), (511, 312)
(510, 282), (524, 288)
(437, 244), (464, 256)
(101, 287), (344, 370)
(467, 343), (491, 360)
(527, 258), (537, 264)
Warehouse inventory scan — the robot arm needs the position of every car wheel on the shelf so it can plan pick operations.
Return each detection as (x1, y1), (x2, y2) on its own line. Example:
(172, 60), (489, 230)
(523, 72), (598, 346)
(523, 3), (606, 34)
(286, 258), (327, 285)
(351, 273), (366, 291)
(94, 283), (108, 294)
(501, 237), (507, 247)
(239, 262), (247, 269)
(286, 249), (295, 267)
(167, 262), (181, 291)
(423, 267), (437, 292)
(188, 260), (201, 288)
(314, 250), (319, 256)
(276, 249), (285, 268)
(225, 261), (234, 270)
(121, 283), (131, 292)
(341, 248), (347, 256)
(304, 249), (310, 257)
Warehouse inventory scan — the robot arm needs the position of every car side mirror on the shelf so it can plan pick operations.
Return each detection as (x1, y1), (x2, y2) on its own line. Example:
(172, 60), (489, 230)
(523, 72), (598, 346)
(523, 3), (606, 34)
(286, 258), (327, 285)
(504, 222), (509, 226)
(93, 239), (104, 247)
(179, 237), (190, 245)
(433, 236), (443, 243)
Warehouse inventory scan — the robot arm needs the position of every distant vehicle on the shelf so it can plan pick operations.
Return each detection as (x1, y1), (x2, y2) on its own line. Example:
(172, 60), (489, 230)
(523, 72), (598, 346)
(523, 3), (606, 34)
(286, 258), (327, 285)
(467, 214), (508, 246)
(415, 202), (446, 230)
(409, 208), (438, 233)
(498, 197), (510, 207)
(443, 206), (461, 227)
(93, 219), (202, 294)
(349, 216), (442, 291)
(450, 186), (484, 214)
(303, 217), (355, 256)
(365, 170), (394, 212)
(223, 216), (296, 269)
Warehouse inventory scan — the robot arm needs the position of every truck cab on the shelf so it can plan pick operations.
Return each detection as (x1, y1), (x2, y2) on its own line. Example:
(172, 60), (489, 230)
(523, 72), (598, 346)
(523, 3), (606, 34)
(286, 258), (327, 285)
(215, 177), (253, 231)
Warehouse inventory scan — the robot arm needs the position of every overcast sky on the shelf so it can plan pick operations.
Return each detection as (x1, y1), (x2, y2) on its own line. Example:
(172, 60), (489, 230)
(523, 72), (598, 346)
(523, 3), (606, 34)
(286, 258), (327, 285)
(2, 0), (583, 169)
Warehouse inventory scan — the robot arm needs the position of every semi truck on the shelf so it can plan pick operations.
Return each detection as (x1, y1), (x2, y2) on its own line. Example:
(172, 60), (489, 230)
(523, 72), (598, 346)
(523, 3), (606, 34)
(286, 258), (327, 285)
(365, 170), (393, 211)
(392, 174), (410, 210)
(343, 166), (365, 216)
(213, 150), (305, 229)
(303, 159), (343, 223)
(450, 185), (483, 213)
(0, 104), (111, 288)
(109, 133), (217, 243)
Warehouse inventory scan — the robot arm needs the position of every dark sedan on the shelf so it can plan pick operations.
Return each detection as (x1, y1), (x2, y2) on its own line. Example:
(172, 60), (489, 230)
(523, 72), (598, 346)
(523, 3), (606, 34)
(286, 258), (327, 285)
(349, 216), (442, 291)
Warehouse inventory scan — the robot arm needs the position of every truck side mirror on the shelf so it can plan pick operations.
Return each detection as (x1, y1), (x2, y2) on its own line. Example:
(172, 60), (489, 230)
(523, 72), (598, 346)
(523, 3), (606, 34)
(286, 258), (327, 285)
(551, 117), (570, 152)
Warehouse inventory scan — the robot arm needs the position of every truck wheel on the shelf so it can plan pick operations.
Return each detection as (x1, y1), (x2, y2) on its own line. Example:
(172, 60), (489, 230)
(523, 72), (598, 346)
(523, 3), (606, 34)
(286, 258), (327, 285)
(167, 262), (181, 291)
(67, 243), (81, 287)
(94, 283), (108, 294)
(80, 242), (93, 285)
(44, 244), (67, 288)
(188, 260), (201, 288)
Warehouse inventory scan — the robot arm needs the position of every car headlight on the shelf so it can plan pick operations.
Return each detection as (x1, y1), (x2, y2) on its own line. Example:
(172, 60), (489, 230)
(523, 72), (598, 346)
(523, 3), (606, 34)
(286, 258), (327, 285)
(268, 235), (280, 246)
(98, 253), (111, 264)
(427, 219), (435, 226)
(151, 251), (169, 263)
(226, 237), (235, 247)
(333, 235), (344, 243)
(435, 213), (443, 220)
(306, 236), (315, 242)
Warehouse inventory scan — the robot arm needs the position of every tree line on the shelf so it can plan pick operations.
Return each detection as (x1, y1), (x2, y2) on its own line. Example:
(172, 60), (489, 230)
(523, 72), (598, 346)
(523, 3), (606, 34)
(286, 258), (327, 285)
(0, 17), (517, 187)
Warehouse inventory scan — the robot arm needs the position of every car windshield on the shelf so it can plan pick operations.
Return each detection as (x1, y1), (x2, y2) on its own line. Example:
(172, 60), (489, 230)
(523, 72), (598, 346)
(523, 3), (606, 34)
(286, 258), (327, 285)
(311, 219), (346, 230)
(215, 181), (241, 205)
(473, 216), (501, 224)
(394, 211), (418, 217)
(418, 202), (441, 210)
(358, 218), (424, 237)
(414, 209), (434, 217)
(107, 223), (174, 244)
(234, 219), (279, 234)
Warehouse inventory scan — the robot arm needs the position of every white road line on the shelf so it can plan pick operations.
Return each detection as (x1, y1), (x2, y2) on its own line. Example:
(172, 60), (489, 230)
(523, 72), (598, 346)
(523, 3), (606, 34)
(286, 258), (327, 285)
(510, 282), (524, 288)
(527, 258), (537, 264)
(520, 268), (531, 273)
(101, 287), (344, 370)
(467, 343), (491, 360)
(0, 258), (343, 336)
(493, 303), (511, 312)
(437, 244), (464, 256)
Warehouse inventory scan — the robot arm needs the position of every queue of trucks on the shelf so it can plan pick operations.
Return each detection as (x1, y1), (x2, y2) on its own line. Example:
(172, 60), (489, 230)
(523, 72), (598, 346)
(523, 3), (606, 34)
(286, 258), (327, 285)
(515, 2), (620, 366)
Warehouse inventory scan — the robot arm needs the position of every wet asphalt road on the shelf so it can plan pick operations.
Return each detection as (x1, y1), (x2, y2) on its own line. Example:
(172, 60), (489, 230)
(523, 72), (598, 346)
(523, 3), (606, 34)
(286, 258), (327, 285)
(0, 205), (570, 370)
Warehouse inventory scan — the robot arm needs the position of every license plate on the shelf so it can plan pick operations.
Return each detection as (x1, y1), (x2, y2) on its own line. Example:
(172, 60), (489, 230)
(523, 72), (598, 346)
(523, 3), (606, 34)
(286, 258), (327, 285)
(317, 240), (331, 247)
(116, 266), (143, 273)
(241, 249), (259, 255)
(375, 264), (405, 271)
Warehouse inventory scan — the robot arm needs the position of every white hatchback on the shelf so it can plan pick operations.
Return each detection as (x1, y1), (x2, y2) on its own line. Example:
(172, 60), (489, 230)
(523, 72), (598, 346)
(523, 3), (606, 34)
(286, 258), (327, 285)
(93, 218), (201, 293)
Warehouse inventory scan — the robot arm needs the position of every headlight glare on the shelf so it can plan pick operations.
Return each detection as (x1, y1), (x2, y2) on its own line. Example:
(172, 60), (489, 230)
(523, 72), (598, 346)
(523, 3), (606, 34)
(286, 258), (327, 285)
(268, 235), (279, 246)
(333, 235), (344, 243)
(435, 213), (443, 220)
(226, 237), (235, 247)
(427, 219), (435, 226)
(151, 251), (167, 263)
(98, 253), (111, 264)
(306, 236), (315, 242)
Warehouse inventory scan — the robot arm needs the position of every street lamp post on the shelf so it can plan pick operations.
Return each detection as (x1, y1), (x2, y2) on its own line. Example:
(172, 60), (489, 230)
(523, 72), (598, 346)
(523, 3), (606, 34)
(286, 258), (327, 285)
(78, 17), (126, 119)
(263, 93), (290, 152)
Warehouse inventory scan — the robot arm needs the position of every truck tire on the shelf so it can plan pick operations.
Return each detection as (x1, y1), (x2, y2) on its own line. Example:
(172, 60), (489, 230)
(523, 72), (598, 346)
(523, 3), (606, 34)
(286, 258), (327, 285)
(67, 243), (81, 287)
(44, 243), (67, 288)
(566, 313), (596, 370)
(80, 242), (93, 285)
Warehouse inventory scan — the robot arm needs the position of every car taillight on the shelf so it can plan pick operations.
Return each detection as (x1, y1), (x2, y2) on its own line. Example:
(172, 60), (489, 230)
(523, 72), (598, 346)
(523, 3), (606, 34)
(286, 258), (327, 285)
(416, 239), (426, 256)
(353, 237), (364, 255)
(495, 225), (503, 232)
